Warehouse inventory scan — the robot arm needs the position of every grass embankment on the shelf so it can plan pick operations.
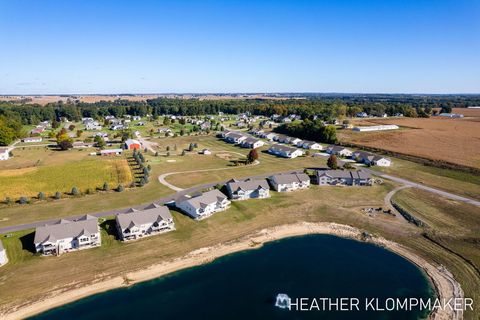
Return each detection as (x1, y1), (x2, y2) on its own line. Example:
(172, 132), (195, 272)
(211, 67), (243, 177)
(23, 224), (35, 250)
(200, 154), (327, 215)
(393, 188), (480, 318)
(0, 184), (406, 314)
(373, 157), (480, 201)
(0, 158), (133, 199)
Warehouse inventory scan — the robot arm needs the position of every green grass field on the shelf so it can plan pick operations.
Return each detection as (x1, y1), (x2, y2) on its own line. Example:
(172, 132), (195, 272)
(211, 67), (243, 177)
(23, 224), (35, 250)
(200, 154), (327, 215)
(0, 158), (133, 199)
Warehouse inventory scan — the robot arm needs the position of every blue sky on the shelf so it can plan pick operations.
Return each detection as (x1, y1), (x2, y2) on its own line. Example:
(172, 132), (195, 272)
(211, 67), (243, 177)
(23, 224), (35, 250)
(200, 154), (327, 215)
(0, 0), (479, 94)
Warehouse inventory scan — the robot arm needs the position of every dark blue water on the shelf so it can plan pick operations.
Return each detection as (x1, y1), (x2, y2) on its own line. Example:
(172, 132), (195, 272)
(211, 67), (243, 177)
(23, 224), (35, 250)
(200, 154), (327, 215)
(31, 235), (433, 320)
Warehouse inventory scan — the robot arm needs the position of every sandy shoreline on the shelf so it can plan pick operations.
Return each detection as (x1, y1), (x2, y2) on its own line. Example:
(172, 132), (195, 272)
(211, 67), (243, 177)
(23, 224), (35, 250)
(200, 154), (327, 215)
(2, 222), (463, 320)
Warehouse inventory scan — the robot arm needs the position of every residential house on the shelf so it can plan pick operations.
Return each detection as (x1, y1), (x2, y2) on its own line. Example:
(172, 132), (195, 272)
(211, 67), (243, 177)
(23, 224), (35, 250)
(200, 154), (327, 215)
(240, 137), (265, 149)
(85, 121), (102, 131)
(268, 144), (303, 158)
(0, 148), (9, 161)
(224, 132), (247, 144)
(263, 132), (278, 141)
(175, 189), (231, 220)
(116, 204), (175, 241)
(351, 151), (391, 167)
(268, 173), (311, 192)
(275, 135), (293, 144)
(132, 116), (142, 121)
(125, 139), (141, 150)
(315, 169), (373, 186)
(301, 141), (323, 150)
(0, 240), (7, 266)
(157, 127), (173, 135)
(356, 112), (368, 118)
(101, 149), (123, 156)
(225, 178), (270, 200)
(110, 124), (125, 131)
(34, 215), (101, 256)
(325, 146), (353, 157)
(290, 138), (303, 146)
(22, 137), (43, 143)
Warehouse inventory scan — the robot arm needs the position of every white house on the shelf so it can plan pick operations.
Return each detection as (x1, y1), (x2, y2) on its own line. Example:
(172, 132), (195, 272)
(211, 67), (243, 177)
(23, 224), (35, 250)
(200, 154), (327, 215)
(263, 132), (278, 141)
(175, 189), (231, 220)
(0, 148), (9, 161)
(240, 137), (265, 149)
(268, 173), (310, 192)
(290, 138), (303, 146)
(325, 146), (353, 157)
(225, 178), (270, 200)
(34, 215), (101, 256)
(132, 116), (142, 121)
(0, 240), (7, 266)
(301, 141), (323, 150)
(315, 170), (373, 186)
(224, 132), (247, 144)
(351, 151), (391, 167)
(201, 149), (212, 155)
(268, 144), (303, 158)
(85, 121), (102, 131)
(116, 204), (175, 241)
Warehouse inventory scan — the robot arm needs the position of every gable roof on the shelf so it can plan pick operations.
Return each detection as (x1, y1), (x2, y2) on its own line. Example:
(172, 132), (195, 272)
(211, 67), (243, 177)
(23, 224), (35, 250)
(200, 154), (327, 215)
(269, 144), (299, 153)
(177, 189), (228, 210)
(34, 215), (99, 245)
(317, 169), (372, 180)
(226, 178), (270, 192)
(116, 204), (172, 230)
(269, 173), (310, 184)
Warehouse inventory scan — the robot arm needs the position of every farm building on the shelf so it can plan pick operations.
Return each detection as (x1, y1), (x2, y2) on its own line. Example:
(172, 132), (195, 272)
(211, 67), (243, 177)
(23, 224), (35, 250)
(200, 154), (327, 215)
(101, 149), (123, 156)
(0, 240), (7, 266)
(352, 125), (399, 132)
(124, 139), (141, 150)
(0, 148), (9, 161)
(22, 137), (43, 143)
(437, 113), (464, 118)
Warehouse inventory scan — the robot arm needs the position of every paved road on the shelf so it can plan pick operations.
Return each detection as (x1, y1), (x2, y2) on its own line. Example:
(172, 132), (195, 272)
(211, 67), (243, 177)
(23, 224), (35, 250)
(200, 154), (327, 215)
(1, 167), (479, 234)
(364, 168), (480, 207)
(0, 169), (302, 235)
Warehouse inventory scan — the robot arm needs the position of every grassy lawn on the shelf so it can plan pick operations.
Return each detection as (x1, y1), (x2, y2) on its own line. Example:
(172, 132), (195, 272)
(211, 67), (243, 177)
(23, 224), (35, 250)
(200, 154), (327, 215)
(0, 158), (133, 199)
(392, 188), (480, 317)
(1, 182), (479, 318)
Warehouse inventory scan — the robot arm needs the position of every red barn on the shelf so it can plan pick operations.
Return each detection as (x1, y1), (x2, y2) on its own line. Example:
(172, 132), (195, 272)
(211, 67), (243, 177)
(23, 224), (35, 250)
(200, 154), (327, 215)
(124, 139), (141, 150)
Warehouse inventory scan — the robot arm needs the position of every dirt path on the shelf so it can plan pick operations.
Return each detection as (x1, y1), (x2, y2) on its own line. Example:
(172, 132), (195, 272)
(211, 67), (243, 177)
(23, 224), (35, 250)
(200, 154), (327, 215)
(384, 185), (411, 222)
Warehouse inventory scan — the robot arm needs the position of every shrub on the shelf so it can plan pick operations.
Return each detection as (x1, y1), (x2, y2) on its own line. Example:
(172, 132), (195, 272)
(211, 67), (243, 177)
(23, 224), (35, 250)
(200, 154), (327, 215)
(4, 197), (12, 205)
(71, 187), (80, 196)
(54, 192), (62, 200)
(103, 182), (109, 191)
(117, 185), (125, 192)
(19, 196), (29, 204)
(38, 192), (46, 200)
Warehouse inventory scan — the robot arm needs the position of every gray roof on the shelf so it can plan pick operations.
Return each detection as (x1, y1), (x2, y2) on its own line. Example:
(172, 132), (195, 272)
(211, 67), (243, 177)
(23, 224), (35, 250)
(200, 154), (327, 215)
(177, 189), (228, 210)
(226, 178), (270, 192)
(327, 145), (350, 152)
(242, 137), (260, 145)
(34, 215), (99, 245)
(225, 132), (246, 139)
(116, 204), (172, 230)
(317, 169), (372, 180)
(269, 173), (310, 184)
(269, 144), (298, 153)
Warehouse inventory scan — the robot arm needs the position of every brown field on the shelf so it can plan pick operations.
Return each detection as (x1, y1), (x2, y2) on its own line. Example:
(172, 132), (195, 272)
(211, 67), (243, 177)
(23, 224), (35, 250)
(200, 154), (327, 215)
(339, 117), (480, 168)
